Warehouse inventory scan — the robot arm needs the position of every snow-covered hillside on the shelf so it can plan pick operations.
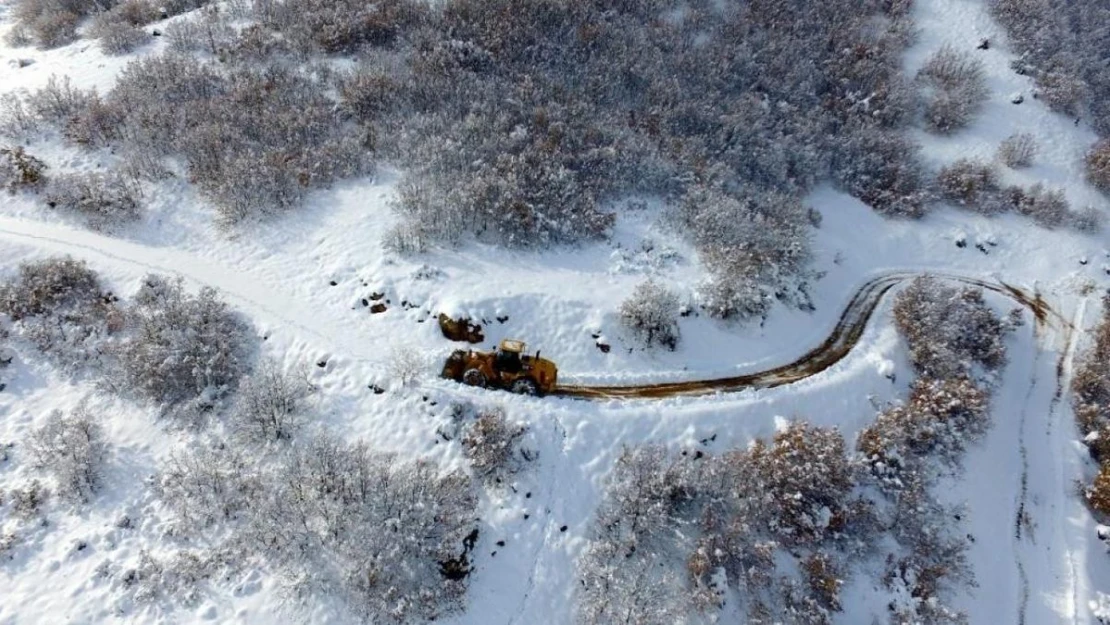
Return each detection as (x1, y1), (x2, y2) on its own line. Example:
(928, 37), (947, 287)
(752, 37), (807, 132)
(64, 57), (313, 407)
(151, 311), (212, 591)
(1, 0), (1110, 623)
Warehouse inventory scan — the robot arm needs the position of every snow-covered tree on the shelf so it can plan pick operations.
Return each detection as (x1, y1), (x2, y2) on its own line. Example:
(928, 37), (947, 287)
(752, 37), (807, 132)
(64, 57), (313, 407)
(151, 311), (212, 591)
(619, 281), (681, 350)
(27, 405), (107, 503)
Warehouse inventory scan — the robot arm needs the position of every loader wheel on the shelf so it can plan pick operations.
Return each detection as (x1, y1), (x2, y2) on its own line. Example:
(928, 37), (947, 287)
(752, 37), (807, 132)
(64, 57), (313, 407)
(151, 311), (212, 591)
(462, 369), (487, 388)
(510, 378), (539, 396)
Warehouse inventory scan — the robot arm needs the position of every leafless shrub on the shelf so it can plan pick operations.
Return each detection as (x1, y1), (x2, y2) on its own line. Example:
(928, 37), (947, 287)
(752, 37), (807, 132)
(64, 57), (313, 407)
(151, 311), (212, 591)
(619, 281), (681, 350)
(164, 11), (236, 55)
(681, 185), (813, 321)
(0, 146), (48, 193)
(893, 276), (1010, 379)
(43, 170), (143, 228)
(25, 75), (97, 126)
(0, 257), (103, 321)
(382, 219), (430, 256)
(935, 159), (1001, 213)
(1073, 296), (1110, 459)
(1035, 66), (1087, 116)
(580, 422), (874, 624)
(918, 46), (989, 134)
(12, 0), (82, 49)
(859, 377), (990, 479)
(120, 548), (232, 607)
(27, 405), (108, 503)
(386, 342), (429, 387)
(997, 133), (1037, 168)
(1088, 140), (1110, 194)
(0, 93), (38, 137)
(115, 275), (254, 409)
(1088, 463), (1110, 517)
(1007, 182), (1070, 228)
(90, 21), (150, 55)
(460, 409), (529, 486)
(11, 479), (50, 519)
(832, 127), (930, 218)
(339, 68), (402, 123)
(0, 257), (118, 368)
(155, 444), (261, 527)
(1069, 205), (1104, 233)
(231, 359), (312, 443)
(260, 0), (425, 55)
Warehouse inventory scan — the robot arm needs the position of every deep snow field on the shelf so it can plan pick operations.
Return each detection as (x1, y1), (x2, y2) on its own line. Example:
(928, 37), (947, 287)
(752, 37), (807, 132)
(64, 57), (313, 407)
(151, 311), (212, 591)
(2, 0), (1110, 623)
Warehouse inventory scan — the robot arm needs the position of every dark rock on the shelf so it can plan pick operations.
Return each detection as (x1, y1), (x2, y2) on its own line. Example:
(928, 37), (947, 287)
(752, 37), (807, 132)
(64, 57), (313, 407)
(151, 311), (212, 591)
(438, 313), (485, 343)
(977, 38), (989, 50)
(496, 540), (505, 547)
(1011, 94), (1024, 105)
(369, 292), (385, 301)
(329, 280), (338, 286)
(316, 359), (328, 368)
(596, 342), (610, 354)
(361, 298), (369, 307)
(560, 525), (568, 532)
(370, 303), (387, 314)
(496, 315), (509, 324)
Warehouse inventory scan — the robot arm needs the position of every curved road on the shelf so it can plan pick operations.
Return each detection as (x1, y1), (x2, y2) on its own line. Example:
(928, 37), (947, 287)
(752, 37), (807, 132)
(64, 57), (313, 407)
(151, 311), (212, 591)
(0, 217), (1062, 402)
(555, 272), (1061, 400)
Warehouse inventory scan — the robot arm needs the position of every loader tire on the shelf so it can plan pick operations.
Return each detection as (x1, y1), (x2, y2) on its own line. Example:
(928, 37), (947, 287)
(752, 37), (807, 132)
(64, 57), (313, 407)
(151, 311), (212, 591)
(510, 378), (539, 396)
(462, 369), (487, 388)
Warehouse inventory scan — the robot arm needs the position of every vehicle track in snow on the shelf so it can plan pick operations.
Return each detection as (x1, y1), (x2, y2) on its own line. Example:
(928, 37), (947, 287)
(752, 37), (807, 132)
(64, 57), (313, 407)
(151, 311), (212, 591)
(556, 272), (1065, 400)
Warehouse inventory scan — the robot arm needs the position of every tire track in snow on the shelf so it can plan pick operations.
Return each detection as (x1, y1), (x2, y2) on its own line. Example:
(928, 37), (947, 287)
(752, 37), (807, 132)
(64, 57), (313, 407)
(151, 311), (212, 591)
(1045, 299), (1086, 624)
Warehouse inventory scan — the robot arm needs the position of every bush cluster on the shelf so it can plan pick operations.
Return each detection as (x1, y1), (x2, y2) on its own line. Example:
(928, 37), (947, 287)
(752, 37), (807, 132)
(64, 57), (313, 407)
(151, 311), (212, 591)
(9, 56), (371, 225)
(619, 281), (681, 350)
(679, 184), (814, 321)
(859, 377), (990, 475)
(377, 0), (925, 250)
(155, 434), (478, 622)
(43, 171), (143, 228)
(1073, 297), (1110, 514)
(0, 146), (48, 193)
(893, 277), (1012, 379)
(0, 257), (118, 369)
(578, 423), (874, 624)
(6, 0), (213, 51)
(4, 0), (934, 322)
(27, 405), (108, 503)
(1089, 140), (1110, 194)
(917, 46), (989, 134)
(856, 276), (1014, 623)
(934, 159), (1090, 228)
(998, 133), (1037, 168)
(114, 275), (253, 412)
(990, 0), (1109, 131)
(459, 408), (529, 486)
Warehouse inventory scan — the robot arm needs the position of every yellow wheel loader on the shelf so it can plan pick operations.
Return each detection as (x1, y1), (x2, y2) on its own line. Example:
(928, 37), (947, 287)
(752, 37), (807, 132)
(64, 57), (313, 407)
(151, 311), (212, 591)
(441, 339), (558, 396)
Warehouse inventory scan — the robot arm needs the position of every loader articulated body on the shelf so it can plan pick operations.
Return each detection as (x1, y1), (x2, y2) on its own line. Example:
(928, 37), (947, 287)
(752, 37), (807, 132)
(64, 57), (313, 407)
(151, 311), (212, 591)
(441, 339), (557, 396)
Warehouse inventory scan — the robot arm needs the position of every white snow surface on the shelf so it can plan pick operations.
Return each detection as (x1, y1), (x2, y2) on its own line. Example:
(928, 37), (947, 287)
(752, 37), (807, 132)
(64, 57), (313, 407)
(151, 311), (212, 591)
(1, 0), (1110, 623)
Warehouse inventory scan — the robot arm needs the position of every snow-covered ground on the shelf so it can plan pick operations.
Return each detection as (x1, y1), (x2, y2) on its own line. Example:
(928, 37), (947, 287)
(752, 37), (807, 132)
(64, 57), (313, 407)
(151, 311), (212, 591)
(2, 0), (1110, 623)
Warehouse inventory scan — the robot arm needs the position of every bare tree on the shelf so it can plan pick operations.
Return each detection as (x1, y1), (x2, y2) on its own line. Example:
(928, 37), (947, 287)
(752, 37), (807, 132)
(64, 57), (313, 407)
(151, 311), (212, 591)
(27, 405), (108, 503)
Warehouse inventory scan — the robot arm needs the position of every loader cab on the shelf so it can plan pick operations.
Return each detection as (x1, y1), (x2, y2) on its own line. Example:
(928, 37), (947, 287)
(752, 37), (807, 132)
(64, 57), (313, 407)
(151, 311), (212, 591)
(495, 339), (526, 373)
